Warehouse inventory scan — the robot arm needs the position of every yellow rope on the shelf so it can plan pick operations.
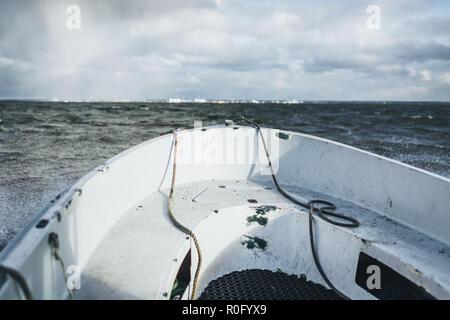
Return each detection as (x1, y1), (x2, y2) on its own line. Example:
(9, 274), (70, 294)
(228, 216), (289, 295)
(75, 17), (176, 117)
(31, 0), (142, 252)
(167, 129), (202, 300)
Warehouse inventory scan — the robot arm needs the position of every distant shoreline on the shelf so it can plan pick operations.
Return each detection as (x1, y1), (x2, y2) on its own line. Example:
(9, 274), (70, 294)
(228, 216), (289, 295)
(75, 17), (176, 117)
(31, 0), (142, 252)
(1, 99), (449, 104)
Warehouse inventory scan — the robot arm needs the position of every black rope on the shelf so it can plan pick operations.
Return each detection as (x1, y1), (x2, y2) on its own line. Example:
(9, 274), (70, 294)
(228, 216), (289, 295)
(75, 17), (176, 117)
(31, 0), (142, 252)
(235, 115), (359, 300)
(49, 232), (73, 299)
(0, 265), (34, 300)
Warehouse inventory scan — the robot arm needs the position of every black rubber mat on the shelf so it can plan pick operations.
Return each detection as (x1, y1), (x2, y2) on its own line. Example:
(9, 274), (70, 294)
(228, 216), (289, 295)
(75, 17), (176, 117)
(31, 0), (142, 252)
(198, 269), (343, 300)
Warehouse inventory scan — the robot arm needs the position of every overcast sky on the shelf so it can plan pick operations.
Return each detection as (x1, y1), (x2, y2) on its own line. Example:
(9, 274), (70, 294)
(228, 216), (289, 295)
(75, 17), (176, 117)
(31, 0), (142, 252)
(0, 0), (449, 101)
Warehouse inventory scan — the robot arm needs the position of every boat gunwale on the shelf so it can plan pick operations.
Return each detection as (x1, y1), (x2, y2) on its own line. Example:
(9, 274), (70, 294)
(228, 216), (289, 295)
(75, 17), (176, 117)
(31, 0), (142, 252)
(0, 124), (448, 266)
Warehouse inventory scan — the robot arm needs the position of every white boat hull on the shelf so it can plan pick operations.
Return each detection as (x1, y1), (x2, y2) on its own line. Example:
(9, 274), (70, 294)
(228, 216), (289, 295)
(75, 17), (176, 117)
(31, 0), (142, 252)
(0, 124), (449, 299)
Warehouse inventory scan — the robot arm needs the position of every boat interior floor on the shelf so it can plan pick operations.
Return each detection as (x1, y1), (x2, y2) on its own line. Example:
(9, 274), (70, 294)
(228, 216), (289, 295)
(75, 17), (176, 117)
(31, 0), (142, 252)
(197, 269), (343, 300)
(73, 179), (450, 300)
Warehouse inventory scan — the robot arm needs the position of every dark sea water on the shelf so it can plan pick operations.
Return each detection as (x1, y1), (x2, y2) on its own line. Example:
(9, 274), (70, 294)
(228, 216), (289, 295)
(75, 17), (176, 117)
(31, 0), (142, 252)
(0, 101), (449, 251)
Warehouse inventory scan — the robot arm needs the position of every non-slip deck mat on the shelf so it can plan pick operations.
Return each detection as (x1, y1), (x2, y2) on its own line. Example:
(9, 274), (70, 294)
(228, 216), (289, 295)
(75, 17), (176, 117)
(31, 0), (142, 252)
(198, 269), (343, 300)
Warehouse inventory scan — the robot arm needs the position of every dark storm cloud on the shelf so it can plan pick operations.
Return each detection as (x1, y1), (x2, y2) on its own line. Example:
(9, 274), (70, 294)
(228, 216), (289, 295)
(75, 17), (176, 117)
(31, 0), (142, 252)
(301, 40), (450, 74)
(393, 41), (450, 63)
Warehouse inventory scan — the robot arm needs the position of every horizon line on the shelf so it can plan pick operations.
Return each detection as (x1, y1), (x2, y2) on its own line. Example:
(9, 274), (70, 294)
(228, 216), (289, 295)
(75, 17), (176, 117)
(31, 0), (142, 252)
(1, 98), (449, 104)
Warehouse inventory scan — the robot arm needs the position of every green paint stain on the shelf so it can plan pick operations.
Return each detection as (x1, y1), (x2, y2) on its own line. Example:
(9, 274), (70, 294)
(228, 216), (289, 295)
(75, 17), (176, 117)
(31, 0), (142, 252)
(241, 235), (267, 251)
(247, 205), (277, 226)
(276, 132), (290, 140)
(255, 205), (277, 215)
(247, 215), (268, 226)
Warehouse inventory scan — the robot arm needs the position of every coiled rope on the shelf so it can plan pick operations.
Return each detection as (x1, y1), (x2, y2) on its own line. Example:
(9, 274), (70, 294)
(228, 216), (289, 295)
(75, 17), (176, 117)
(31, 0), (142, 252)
(167, 129), (202, 300)
(236, 115), (359, 300)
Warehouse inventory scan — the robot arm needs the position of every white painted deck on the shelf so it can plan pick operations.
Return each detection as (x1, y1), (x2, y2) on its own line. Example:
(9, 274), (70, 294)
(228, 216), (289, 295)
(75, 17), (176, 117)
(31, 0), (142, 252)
(75, 179), (450, 299)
